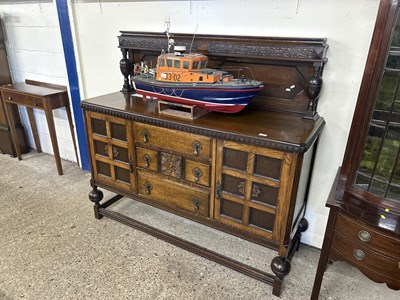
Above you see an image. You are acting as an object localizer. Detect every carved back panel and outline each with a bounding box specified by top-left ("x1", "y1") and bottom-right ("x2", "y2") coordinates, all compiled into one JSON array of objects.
[{"x1": 118, "y1": 31, "x2": 328, "y2": 119}]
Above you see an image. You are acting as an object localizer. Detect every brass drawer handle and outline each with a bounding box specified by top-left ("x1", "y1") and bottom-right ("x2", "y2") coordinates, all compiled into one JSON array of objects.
[
  {"x1": 192, "y1": 197, "x2": 201, "y2": 211},
  {"x1": 192, "y1": 167, "x2": 202, "y2": 183},
  {"x1": 358, "y1": 230, "x2": 371, "y2": 242},
  {"x1": 142, "y1": 129, "x2": 150, "y2": 143},
  {"x1": 353, "y1": 249, "x2": 366, "y2": 261},
  {"x1": 143, "y1": 154, "x2": 151, "y2": 168},
  {"x1": 144, "y1": 181, "x2": 152, "y2": 195},
  {"x1": 192, "y1": 140, "x2": 202, "y2": 156}
]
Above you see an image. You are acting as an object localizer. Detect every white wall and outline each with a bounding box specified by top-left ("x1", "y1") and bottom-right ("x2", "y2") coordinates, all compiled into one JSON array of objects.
[
  {"x1": 0, "y1": 2, "x2": 78, "y2": 162},
  {"x1": 0, "y1": 0, "x2": 380, "y2": 248}
]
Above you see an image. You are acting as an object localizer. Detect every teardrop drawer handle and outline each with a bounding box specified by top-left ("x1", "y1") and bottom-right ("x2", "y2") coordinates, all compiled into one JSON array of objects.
[
  {"x1": 192, "y1": 197, "x2": 201, "y2": 211},
  {"x1": 353, "y1": 249, "x2": 366, "y2": 261},
  {"x1": 143, "y1": 154, "x2": 151, "y2": 168},
  {"x1": 358, "y1": 230, "x2": 371, "y2": 242},
  {"x1": 144, "y1": 181, "x2": 153, "y2": 194},
  {"x1": 142, "y1": 129, "x2": 150, "y2": 143},
  {"x1": 192, "y1": 167, "x2": 202, "y2": 183},
  {"x1": 192, "y1": 140, "x2": 202, "y2": 156}
]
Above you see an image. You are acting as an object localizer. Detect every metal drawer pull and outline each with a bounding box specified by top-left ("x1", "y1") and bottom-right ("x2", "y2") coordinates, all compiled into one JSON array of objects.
[
  {"x1": 33, "y1": 101, "x2": 38, "y2": 106},
  {"x1": 192, "y1": 140, "x2": 202, "y2": 156},
  {"x1": 192, "y1": 197, "x2": 201, "y2": 211},
  {"x1": 358, "y1": 230, "x2": 371, "y2": 242},
  {"x1": 353, "y1": 249, "x2": 366, "y2": 261},
  {"x1": 143, "y1": 154, "x2": 151, "y2": 168},
  {"x1": 142, "y1": 129, "x2": 150, "y2": 143},
  {"x1": 8, "y1": 96, "x2": 12, "y2": 100},
  {"x1": 192, "y1": 167, "x2": 202, "y2": 183},
  {"x1": 144, "y1": 182, "x2": 152, "y2": 194}
]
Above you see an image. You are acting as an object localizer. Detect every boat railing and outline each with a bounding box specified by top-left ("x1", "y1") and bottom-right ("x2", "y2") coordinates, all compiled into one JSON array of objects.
[{"x1": 218, "y1": 66, "x2": 257, "y2": 82}]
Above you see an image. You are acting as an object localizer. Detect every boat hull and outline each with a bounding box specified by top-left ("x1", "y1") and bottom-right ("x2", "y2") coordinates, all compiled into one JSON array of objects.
[{"x1": 132, "y1": 78, "x2": 263, "y2": 113}]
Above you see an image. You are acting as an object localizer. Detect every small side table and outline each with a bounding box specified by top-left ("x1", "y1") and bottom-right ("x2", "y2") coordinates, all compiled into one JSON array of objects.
[{"x1": 0, "y1": 80, "x2": 79, "y2": 175}]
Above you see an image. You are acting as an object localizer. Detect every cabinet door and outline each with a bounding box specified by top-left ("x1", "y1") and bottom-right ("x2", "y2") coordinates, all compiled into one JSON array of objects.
[
  {"x1": 215, "y1": 140, "x2": 298, "y2": 241},
  {"x1": 86, "y1": 111, "x2": 135, "y2": 191}
]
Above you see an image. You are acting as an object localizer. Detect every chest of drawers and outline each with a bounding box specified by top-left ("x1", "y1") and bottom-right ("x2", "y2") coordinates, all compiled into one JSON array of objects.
[{"x1": 81, "y1": 92, "x2": 325, "y2": 296}]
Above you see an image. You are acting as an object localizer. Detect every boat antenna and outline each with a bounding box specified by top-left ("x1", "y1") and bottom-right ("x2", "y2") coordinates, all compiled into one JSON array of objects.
[{"x1": 189, "y1": 24, "x2": 198, "y2": 53}]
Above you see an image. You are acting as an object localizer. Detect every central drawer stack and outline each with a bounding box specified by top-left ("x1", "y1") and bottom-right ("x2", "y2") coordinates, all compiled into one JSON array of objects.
[{"x1": 134, "y1": 123, "x2": 214, "y2": 218}]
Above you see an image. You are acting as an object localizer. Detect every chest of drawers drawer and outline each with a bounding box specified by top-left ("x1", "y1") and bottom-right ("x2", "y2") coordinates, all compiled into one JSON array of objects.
[
  {"x1": 331, "y1": 231, "x2": 400, "y2": 280},
  {"x1": 137, "y1": 170, "x2": 209, "y2": 217},
  {"x1": 335, "y1": 213, "x2": 400, "y2": 257},
  {"x1": 1, "y1": 91, "x2": 44, "y2": 109},
  {"x1": 134, "y1": 123, "x2": 212, "y2": 159}
]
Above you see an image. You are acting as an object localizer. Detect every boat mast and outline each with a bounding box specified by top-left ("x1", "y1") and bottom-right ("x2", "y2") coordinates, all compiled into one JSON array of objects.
[{"x1": 164, "y1": 17, "x2": 174, "y2": 53}]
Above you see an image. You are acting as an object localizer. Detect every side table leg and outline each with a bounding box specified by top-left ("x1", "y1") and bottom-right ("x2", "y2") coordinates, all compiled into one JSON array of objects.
[
  {"x1": 44, "y1": 108, "x2": 63, "y2": 175},
  {"x1": 26, "y1": 107, "x2": 42, "y2": 153},
  {"x1": 3, "y1": 102, "x2": 22, "y2": 160},
  {"x1": 311, "y1": 210, "x2": 337, "y2": 300},
  {"x1": 65, "y1": 104, "x2": 80, "y2": 167}
]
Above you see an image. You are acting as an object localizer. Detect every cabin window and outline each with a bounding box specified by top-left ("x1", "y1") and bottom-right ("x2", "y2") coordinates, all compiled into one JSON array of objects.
[
  {"x1": 193, "y1": 61, "x2": 199, "y2": 69},
  {"x1": 167, "y1": 59, "x2": 173, "y2": 68},
  {"x1": 199, "y1": 76, "x2": 203, "y2": 81},
  {"x1": 183, "y1": 61, "x2": 190, "y2": 69},
  {"x1": 200, "y1": 60, "x2": 207, "y2": 69},
  {"x1": 158, "y1": 58, "x2": 165, "y2": 67},
  {"x1": 174, "y1": 60, "x2": 180, "y2": 68}
]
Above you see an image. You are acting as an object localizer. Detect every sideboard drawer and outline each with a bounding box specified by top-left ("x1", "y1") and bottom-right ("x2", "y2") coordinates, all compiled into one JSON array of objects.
[
  {"x1": 137, "y1": 170, "x2": 209, "y2": 217},
  {"x1": 136, "y1": 147, "x2": 158, "y2": 172},
  {"x1": 184, "y1": 159, "x2": 210, "y2": 187},
  {"x1": 332, "y1": 231, "x2": 400, "y2": 280},
  {"x1": 1, "y1": 91, "x2": 44, "y2": 109},
  {"x1": 335, "y1": 212, "x2": 400, "y2": 257},
  {"x1": 134, "y1": 123, "x2": 212, "y2": 159}
]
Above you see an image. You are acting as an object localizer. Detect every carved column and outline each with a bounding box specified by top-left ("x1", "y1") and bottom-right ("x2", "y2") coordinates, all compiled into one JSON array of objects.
[
  {"x1": 120, "y1": 48, "x2": 133, "y2": 93},
  {"x1": 305, "y1": 65, "x2": 323, "y2": 120}
]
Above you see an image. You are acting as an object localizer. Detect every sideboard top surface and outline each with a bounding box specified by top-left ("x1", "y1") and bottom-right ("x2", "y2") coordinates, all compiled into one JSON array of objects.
[{"x1": 81, "y1": 91, "x2": 325, "y2": 153}]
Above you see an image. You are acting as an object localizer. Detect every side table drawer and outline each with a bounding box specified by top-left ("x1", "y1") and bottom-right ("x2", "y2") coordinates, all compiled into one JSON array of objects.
[
  {"x1": 332, "y1": 231, "x2": 400, "y2": 280},
  {"x1": 335, "y1": 212, "x2": 400, "y2": 257},
  {"x1": 1, "y1": 91, "x2": 44, "y2": 109}
]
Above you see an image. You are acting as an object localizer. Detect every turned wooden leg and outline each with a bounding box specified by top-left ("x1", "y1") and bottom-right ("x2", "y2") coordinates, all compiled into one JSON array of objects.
[
  {"x1": 88, "y1": 186, "x2": 104, "y2": 219},
  {"x1": 296, "y1": 217, "x2": 309, "y2": 251},
  {"x1": 271, "y1": 256, "x2": 291, "y2": 296}
]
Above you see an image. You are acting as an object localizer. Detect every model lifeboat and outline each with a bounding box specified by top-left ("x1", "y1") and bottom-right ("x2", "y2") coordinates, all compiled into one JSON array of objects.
[{"x1": 131, "y1": 37, "x2": 263, "y2": 113}]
